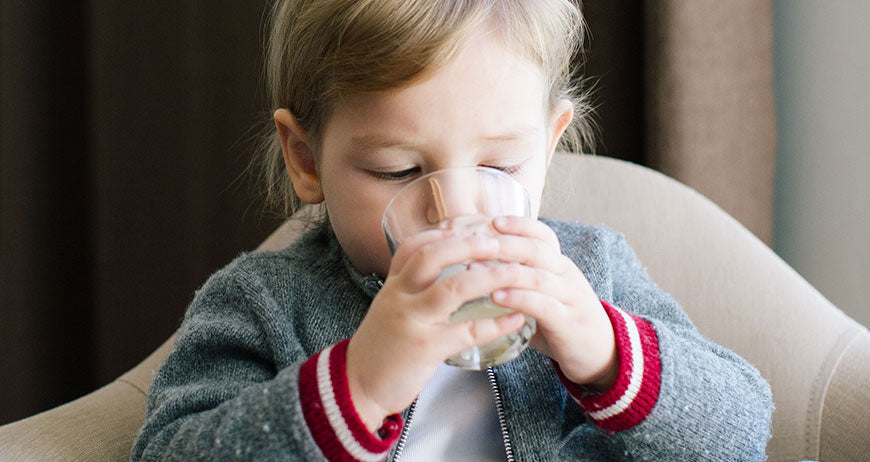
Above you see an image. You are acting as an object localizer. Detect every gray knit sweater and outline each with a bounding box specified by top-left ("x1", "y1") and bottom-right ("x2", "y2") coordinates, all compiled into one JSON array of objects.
[{"x1": 131, "y1": 219, "x2": 772, "y2": 461}]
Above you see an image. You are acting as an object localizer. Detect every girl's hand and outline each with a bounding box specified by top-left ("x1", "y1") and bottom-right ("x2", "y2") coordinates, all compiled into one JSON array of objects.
[
  {"x1": 488, "y1": 216, "x2": 618, "y2": 391},
  {"x1": 345, "y1": 229, "x2": 526, "y2": 432}
]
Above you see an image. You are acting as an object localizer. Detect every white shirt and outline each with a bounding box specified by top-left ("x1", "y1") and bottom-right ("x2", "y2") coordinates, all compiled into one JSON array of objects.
[{"x1": 401, "y1": 363, "x2": 506, "y2": 461}]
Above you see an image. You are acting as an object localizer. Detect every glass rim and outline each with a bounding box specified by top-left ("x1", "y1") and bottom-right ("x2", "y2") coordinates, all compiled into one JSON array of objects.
[{"x1": 381, "y1": 166, "x2": 531, "y2": 244}]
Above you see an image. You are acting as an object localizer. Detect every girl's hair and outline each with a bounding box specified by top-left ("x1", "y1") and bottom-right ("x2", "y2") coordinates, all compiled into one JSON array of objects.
[{"x1": 256, "y1": 0, "x2": 594, "y2": 217}]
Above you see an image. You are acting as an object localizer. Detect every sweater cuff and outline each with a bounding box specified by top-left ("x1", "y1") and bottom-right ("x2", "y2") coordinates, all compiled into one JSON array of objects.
[
  {"x1": 299, "y1": 339, "x2": 402, "y2": 461},
  {"x1": 553, "y1": 300, "x2": 661, "y2": 433}
]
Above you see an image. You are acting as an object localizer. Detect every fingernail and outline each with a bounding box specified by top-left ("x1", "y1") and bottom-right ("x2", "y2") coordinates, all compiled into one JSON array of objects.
[{"x1": 493, "y1": 216, "x2": 508, "y2": 227}]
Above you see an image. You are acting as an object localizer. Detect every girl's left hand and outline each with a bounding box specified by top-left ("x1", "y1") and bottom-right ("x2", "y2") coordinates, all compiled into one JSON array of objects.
[{"x1": 489, "y1": 215, "x2": 618, "y2": 391}]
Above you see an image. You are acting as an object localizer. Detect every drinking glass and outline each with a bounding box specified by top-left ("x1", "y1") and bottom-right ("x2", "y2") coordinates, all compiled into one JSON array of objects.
[{"x1": 382, "y1": 166, "x2": 536, "y2": 369}]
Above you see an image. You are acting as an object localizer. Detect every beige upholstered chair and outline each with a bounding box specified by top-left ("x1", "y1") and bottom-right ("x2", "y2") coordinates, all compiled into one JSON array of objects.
[{"x1": 1, "y1": 153, "x2": 867, "y2": 461}]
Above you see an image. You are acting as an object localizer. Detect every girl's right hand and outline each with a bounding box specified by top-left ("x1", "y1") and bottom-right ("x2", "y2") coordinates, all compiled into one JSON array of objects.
[{"x1": 345, "y1": 229, "x2": 525, "y2": 433}]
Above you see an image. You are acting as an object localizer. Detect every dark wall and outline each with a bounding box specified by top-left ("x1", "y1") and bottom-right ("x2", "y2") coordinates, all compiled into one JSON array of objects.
[{"x1": 581, "y1": 0, "x2": 646, "y2": 163}]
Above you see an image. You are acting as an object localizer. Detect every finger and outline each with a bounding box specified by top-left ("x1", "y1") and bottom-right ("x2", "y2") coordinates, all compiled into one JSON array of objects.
[
  {"x1": 493, "y1": 264, "x2": 580, "y2": 304},
  {"x1": 388, "y1": 228, "x2": 456, "y2": 276},
  {"x1": 491, "y1": 288, "x2": 573, "y2": 322},
  {"x1": 439, "y1": 311, "x2": 526, "y2": 357},
  {"x1": 419, "y1": 261, "x2": 522, "y2": 319},
  {"x1": 395, "y1": 234, "x2": 503, "y2": 292},
  {"x1": 492, "y1": 215, "x2": 561, "y2": 249},
  {"x1": 490, "y1": 234, "x2": 575, "y2": 276}
]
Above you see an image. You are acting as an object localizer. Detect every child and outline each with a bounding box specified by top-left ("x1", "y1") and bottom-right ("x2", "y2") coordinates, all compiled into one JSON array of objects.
[{"x1": 133, "y1": 0, "x2": 772, "y2": 460}]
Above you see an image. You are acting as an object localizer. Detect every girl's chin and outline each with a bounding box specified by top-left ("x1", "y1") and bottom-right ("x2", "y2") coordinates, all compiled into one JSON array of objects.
[{"x1": 347, "y1": 254, "x2": 390, "y2": 280}]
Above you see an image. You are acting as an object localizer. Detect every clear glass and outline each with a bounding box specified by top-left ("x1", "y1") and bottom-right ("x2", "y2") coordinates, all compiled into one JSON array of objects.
[{"x1": 382, "y1": 167, "x2": 536, "y2": 370}]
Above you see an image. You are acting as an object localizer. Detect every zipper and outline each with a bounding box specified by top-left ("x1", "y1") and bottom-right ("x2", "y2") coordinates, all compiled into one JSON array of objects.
[
  {"x1": 488, "y1": 367, "x2": 515, "y2": 462},
  {"x1": 389, "y1": 397, "x2": 417, "y2": 462},
  {"x1": 389, "y1": 370, "x2": 513, "y2": 461},
  {"x1": 380, "y1": 274, "x2": 514, "y2": 461}
]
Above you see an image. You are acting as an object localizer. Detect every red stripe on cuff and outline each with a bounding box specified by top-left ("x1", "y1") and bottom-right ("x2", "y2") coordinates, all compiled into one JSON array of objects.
[
  {"x1": 299, "y1": 339, "x2": 402, "y2": 461},
  {"x1": 553, "y1": 300, "x2": 661, "y2": 433}
]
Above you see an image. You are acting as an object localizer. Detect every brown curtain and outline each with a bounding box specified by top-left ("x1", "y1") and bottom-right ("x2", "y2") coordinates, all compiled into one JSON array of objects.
[
  {"x1": 0, "y1": 1, "x2": 282, "y2": 424},
  {"x1": 644, "y1": 1, "x2": 777, "y2": 244},
  {"x1": 584, "y1": 1, "x2": 776, "y2": 244},
  {"x1": 0, "y1": 1, "x2": 775, "y2": 425}
]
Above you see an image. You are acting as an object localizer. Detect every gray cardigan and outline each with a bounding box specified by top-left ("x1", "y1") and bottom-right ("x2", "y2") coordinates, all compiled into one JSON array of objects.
[{"x1": 132, "y1": 219, "x2": 772, "y2": 461}]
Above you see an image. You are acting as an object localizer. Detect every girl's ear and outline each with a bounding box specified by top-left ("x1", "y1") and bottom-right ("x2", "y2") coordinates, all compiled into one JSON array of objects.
[
  {"x1": 546, "y1": 99, "x2": 574, "y2": 167},
  {"x1": 273, "y1": 109, "x2": 325, "y2": 204}
]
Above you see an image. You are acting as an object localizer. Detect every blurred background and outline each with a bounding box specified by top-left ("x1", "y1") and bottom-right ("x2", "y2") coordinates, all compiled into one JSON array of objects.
[{"x1": 1, "y1": 0, "x2": 867, "y2": 426}]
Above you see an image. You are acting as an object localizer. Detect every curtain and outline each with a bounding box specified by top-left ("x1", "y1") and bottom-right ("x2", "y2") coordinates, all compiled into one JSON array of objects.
[
  {"x1": 0, "y1": 1, "x2": 775, "y2": 425},
  {"x1": 644, "y1": 1, "x2": 776, "y2": 244},
  {"x1": 0, "y1": 1, "x2": 282, "y2": 424},
  {"x1": 584, "y1": 0, "x2": 776, "y2": 244}
]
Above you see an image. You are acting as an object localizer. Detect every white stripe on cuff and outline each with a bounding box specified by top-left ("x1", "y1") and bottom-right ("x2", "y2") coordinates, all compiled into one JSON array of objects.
[
  {"x1": 587, "y1": 308, "x2": 644, "y2": 421},
  {"x1": 316, "y1": 345, "x2": 388, "y2": 462}
]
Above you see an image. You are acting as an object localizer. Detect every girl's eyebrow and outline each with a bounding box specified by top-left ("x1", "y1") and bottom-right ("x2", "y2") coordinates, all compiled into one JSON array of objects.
[
  {"x1": 480, "y1": 126, "x2": 540, "y2": 142},
  {"x1": 350, "y1": 125, "x2": 539, "y2": 151},
  {"x1": 350, "y1": 133, "x2": 421, "y2": 151}
]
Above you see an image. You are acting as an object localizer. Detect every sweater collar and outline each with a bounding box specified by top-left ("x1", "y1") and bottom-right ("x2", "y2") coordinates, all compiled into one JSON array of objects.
[
  {"x1": 342, "y1": 253, "x2": 384, "y2": 299},
  {"x1": 328, "y1": 227, "x2": 384, "y2": 299}
]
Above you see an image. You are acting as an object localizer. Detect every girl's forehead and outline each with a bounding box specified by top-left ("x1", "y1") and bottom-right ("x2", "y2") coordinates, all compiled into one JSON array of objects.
[{"x1": 330, "y1": 33, "x2": 549, "y2": 124}]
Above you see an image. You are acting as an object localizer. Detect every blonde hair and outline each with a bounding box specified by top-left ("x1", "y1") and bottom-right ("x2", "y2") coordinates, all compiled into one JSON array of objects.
[{"x1": 257, "y1": 0, "x2": 594, "y2": 216}]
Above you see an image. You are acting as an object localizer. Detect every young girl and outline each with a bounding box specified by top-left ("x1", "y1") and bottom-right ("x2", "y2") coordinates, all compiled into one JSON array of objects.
[{"x1": 133, "y1": 0, "x2": 772, "y2": 460}]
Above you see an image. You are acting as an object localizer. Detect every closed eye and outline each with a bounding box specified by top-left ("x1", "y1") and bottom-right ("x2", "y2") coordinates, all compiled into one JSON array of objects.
[
  {"x1": 368, "y1": 167, "x2": 421, "y2": 181},
  {"x1": 481, "y1": 164, "x2": 522, "y2": 175}
]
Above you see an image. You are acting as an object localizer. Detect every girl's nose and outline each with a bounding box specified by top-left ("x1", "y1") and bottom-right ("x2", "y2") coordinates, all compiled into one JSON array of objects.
[{"x1": 422, "y1": 169, "x2": 484, "y2": 224}]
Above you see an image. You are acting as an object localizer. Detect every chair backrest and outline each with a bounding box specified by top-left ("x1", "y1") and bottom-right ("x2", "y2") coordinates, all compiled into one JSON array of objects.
[
  {"x1": 540, "y1": 153, "x2": 869, "y2": 461},
  {"x1": 2, "y1": 152, "x2": 866, "y2": 461}
]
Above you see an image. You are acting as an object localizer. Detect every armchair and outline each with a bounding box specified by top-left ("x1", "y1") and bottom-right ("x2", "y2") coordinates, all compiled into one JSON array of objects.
[{"x1": 1, "y1": 153, "x2": 867, "y2": 461}]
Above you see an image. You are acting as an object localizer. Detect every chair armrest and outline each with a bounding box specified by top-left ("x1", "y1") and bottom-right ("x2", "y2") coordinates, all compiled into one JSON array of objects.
[
  {"x1": 820, "y1": 329, "x2": 870, "y2": 461},
  {"x1": 0, "y1": 333, "x2": 178, "y2": 461},
  {"x1": 0, "y1": 380, "x2": 147, "y2": 461}
]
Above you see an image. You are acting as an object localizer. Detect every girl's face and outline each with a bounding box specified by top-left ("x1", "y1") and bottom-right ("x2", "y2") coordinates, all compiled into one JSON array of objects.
[{"x1": 279, "y1": 31, "x2": 573, "y2": 277}]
